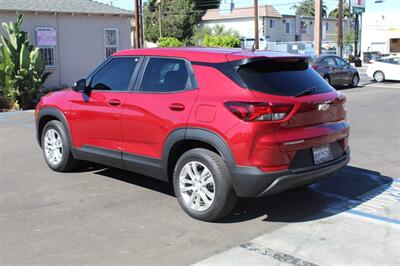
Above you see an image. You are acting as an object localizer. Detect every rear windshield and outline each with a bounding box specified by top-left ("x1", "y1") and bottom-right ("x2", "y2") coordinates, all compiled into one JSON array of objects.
[{"x1": 237, "y1": 58, "x2": 334, "y2": 96}]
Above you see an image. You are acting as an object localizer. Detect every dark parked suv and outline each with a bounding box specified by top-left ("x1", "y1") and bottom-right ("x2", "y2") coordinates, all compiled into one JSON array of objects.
[{"x1": 35, "y1": 48, "x2": 350, "y2": 221}]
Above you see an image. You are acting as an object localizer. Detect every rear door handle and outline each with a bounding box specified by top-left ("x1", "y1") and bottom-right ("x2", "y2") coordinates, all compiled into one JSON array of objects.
[
  {"x1": 108, "y1": 99, "x2": 121, "y2": 106},
  {"x1": 169, "y1": 103, "x2": 185, "y2": 111}
]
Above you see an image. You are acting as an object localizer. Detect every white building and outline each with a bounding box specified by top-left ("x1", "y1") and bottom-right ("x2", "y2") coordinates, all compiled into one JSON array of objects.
[
  {"x1": 201, "y1": 5, "x2": 284, "y2": 48},
  {"x1": 361, "y1": 11, "x2": 400, "y2": 55},
  {"x1": 0, "y1": 0, "x2": 133, "y2": 88},
  {"x1": 201, "y1": 5, "x2": 350, "y2": 51}
]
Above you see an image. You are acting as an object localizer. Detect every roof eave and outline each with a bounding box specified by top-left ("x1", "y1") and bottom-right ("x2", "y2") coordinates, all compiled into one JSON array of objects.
[{"x1": 0, "y1": 9, "x2": 132, "y2": 17}]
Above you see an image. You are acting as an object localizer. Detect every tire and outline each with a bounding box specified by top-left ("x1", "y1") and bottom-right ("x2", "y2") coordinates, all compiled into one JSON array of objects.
[
  {"x1": 373, "y1": 71, "x2": 385, "y2": 82},
  {"x1": 41, "y1": 120, "x2": 79, "y2": 172},
  {"x1": 173, "y1": 148, "x2": 237, "y2": 222},
  {"x1": 349, "y1": 74, "x2": 359, "y2": 88}
]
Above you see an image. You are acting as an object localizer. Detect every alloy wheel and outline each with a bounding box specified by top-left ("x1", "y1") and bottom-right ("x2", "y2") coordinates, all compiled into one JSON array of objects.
[
  {"x1": 44, "y1": 128, "x2": 63, "y2": 165},
  {"x1": 374, "y1": 71, "x2": 384, "y2": 82},
  {"x1": 179, "y1": 161, "x2": 215, "y2": 212}
]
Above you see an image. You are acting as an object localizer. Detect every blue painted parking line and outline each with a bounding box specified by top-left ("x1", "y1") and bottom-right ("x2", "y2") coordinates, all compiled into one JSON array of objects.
[
  {"x1": 346, "y1": 209, "x2": 400, "y2": 225},
  {"x1": 312, "y1": 177, "x2": 400, "y2": 227},
  {"x1": 0, "y1": 111, "x2": 34, "y2": 128},
  {"x1": 0, "y1": 120, "x2": 33, "y2": 128},
  {"x1": 0, "y1": 111, "x2": 25, "y2": 117}
]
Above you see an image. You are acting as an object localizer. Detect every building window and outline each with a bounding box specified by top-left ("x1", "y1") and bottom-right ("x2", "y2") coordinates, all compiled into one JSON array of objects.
[
  {"x1": 285, "y1": 22, "x2": 291, "y2": 34},
  {"x1": 40, "y1": 47, "x2": 55, "y2": 68},
  {"x1": 36, "y1": 27, "x2": 57, "y2": 68},
  {"x1": 269, "y1": 19, "x2": 276, "y2": 29},
  {"x1": 325, "y1": 22, "x2": 330, "y2": 32},
  {"x1": 104, "y1": 28, "x2": 119, "y2": 58},
  {"x1": 301, "y1": 21, "x2": 308, "y2": 33}
]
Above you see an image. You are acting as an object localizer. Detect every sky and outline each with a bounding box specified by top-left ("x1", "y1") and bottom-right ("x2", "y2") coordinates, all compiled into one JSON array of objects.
[{"x1": 97, "y1": 0, "x2": 399, "y2": 15}]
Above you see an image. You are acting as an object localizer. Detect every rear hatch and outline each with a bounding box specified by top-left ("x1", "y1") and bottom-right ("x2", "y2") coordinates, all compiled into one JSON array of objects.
[
  {"x1": 227, "y1": 55, "x2": 346, "y2": 128},
  {"x1": 227, "y1": 55, "x2": 348, "y2": 156}
]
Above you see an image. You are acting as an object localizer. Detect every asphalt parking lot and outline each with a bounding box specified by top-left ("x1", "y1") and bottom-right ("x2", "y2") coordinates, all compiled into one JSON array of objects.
[{"x1": 1, "y1": 76, "x2": 399, "y2": 265}]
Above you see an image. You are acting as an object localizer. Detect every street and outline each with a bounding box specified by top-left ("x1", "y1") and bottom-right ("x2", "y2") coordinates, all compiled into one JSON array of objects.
[{"x1": 1, "y1": 76, "x2": 399, "y2": 265}]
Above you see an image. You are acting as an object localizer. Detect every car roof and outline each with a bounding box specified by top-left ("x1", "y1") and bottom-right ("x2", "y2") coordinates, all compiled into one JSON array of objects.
[
  {"x1": 113, "y1": 47, "x2": 306, "y2": 63},
  {"x1": 380, "y1": 55, "x2": 399, "y2": 59},
  {"x1": 317, "y1": 54, "x2": 338, "y2": 59}
]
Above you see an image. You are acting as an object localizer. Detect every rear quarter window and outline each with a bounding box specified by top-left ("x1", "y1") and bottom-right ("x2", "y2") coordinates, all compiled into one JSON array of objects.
[{"x1": 237, "y1": 58, "x2": 334, "y2": 96}]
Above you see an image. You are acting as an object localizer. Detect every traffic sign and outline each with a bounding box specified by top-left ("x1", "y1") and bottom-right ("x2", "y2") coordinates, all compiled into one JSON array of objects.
[{"x1": 352, "y1": 0, "x2": 366, "y2": 13}]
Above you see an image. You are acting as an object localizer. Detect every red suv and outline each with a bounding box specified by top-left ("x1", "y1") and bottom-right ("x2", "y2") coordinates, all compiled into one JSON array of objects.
[{"x1": 35, "y1": 48, "x2": 350, "y2": 221}]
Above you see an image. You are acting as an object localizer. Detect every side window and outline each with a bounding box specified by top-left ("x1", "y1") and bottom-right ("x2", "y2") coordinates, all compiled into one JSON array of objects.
[
  {"x1": 335, "y1": 57, "x2": 347, "y2": 66},
  {"x1": 322, "y1": 57, "x2": 336, "y2": 66},
  {"x1": 386, "y1": 57, "x2": 400, "y2": 65},
  {"x1": 90, "y1": 57, "x2": 138, "y2": 91},
  {"x1": 139, "y1": 57, "x2": 195, "y2": 93}
]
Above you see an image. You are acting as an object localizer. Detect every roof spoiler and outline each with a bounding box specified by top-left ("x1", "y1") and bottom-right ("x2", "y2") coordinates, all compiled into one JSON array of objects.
[{"x1": 227, "y1": 56, "x2": 309, "y2": 71}]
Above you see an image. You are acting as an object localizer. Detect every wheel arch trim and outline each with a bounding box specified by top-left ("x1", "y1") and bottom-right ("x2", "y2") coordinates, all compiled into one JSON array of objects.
[
  {"x1": 162, "y1": 127, "x2": 236, "y2": 177},
  {"x1": 36, "y1": 107, "x2": 73, "y2": 152}
]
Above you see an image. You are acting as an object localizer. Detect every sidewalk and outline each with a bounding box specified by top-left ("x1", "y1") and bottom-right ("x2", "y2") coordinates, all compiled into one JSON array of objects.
[{"x1": 193, "y1": 170, "x2": 400, "y2": 266}]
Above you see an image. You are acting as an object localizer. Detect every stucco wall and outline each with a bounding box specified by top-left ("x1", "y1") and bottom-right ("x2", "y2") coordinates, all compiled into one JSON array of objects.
[
  {"x1": 361, "y1": 11, "x2": 400, "y2": 55},
  {"x1": 0, "y1": 12, "x2": 131, "y2": 88},
  {"x1": 202, "y1": 16, "x2": 297, "y2": 43},
  {"x1": 202, "y1": 18, "x2": 260, "y2": 39}
]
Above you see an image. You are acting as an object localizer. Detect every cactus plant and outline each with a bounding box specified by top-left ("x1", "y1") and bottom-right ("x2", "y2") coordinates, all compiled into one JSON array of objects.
[{"x1": 0, "y1": 14, "x2": 50, "y2": 110}]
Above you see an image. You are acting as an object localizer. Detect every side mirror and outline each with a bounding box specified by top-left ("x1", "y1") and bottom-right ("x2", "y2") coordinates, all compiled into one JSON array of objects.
[{"x1": 73, "y1": 79, "x2": 87, "y2": 92}]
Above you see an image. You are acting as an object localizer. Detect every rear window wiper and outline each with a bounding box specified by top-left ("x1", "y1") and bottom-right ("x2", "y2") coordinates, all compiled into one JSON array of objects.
[{"x1": 295, "y1": 87, "x2": 316, "y2": 97}]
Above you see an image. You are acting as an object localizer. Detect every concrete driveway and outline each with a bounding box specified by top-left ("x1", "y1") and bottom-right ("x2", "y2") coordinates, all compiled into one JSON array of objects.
[{"x1": 1, "y1": 81, "x2": 399, "y2": 265}]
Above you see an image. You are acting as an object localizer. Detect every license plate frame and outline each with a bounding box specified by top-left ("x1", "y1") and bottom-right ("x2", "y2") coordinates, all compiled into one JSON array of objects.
[{"x1": 312, "y1": 145, "x2": 333, "y2": 165}]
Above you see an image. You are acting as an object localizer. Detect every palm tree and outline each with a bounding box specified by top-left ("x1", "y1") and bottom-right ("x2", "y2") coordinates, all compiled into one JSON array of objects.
[
  {"x1": 329, "y1": 0, "x2": 352, "y2": 18},
  {"x1": 291, "y1": 0, "x2": 328, "y2": 17}
]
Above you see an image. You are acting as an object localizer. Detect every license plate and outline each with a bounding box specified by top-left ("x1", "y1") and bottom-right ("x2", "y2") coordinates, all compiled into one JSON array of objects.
[{"x1": 313, "y1": 145, "x2": 333, "y2": 165}]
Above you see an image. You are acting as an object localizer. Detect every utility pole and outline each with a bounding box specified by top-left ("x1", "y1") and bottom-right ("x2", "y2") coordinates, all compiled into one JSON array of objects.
[
  {"x1": 354, "y1": 13, "x2": 359, "y2": 57},
  {"x1": 338, "y1": 0, "x2": 343, "y2": 57},
  {"x1": 158, "y1": 0, "x2": 162, "y2": 39},
  {"x1": 314, "y1": 0, "x2": 322, "y2": 55},
  {"x1": 134, "y1": 0, "x2": 141, "y2": 48},
  {"x1": 254, "y1": 0, "x2": 259, "y2": 50}
]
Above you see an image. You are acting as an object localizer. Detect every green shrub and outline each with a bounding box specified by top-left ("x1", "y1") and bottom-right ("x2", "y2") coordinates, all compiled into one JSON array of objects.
[
  {"x1": 0, "y1": 14, "x2": 50, "y2": 110},
  {"x1": 202, "y1": 34, "x2": 241, "y2": 48},
  {"x1": 157, "y1": 37, "x2": 183, "y2": 47},
  {"x1": 192, "y1": 25, "x2": 239, "y2": 46}
]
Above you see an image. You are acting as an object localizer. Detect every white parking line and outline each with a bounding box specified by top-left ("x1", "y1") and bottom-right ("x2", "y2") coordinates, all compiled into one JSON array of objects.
[
  {"x1": 193, "y1": 175, "x2": 400, "y2": 266},
  {"x1": 311, "y1": 176, "x2": 400, "y2": 230}
]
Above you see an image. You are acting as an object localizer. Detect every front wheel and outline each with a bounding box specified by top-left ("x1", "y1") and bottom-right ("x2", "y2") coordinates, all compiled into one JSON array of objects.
[
  {"x1": 173, "y1": 148, "x2": 237, "y2": 222},
  {"x1": 373, "y1": 71, "x2": 385, "y2": 82},
  {"x1": 41, "y1": 120, "x2": 79, "y2": 172}
]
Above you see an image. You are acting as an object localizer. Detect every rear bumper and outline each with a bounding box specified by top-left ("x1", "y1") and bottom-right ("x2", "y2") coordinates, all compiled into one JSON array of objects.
[{"x1": 230, "y1": 149, "x2": 350, "y2": 197}]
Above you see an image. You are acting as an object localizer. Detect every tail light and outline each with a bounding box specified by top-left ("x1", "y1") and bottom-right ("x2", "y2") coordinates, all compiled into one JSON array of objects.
[
  {"x1": 312, "y1": 65, "x2": 318, "y2": 70},
  {"x1": 224, "y1": 102, "x2": 294, "y2": 122}
]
